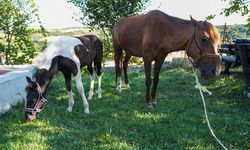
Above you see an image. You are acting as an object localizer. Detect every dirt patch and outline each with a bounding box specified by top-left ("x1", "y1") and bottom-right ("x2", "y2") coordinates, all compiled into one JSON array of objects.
[{"x1": 0, "y1": 70, "x2": 12, "y2": 75}]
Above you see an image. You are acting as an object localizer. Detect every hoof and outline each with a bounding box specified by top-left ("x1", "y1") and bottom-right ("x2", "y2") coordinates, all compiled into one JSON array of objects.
[
  {"x1": 67, "y1": 107, "x2": 72, "y2": 112},
  {"x1": 88, "y1": 93, "x2": 93, "y2": 100},
  {"x1": 147, "y1": 104, "x2": 154, "y2": 112},
  {"x1": 98, "y1": 95, "x2": 102, "y2": 99},
  {"x1": 116, "y1": 85, "x2": 122, "y2": 93},
  {"x1": 247, "y1": 92, "x2": 250, "y2": 99},
  {"x1": 84, "y1": 107, "x2": 89, "y2": 114},
  {"x1": 152, "y1": 100, "x2": 157, "y2": 105},
  {"x1": 125, "y1": 84, "x2": 130, "y2": 89},
  {"x1": 116, "y1": 88, "x2": 122, "y2": 94},
  {"x1": 243, "y1": 91, "x2": 250, "y2": 98},
  {"x1": 116, "y1": 89, "x2": 122, "y2": 93}
]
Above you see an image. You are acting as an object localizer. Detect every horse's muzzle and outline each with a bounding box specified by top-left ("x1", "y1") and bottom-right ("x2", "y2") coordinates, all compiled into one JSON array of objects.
[
  {"x1": 200, "y1": 64, "x2": 220, "y2": 80},
  {"x1": 25, "y1": 113, "x2": 37, "y2": 121}
]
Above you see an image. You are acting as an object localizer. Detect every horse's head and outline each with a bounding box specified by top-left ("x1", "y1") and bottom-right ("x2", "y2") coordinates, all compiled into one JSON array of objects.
[
  {"x1": 25, "y1": 69, "x2": 52, "y2": 121},
  {"x1": 186, "y1": 16, "x2": 221, "y2": 80}
]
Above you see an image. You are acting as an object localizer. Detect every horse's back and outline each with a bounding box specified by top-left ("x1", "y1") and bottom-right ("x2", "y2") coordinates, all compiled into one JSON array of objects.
[
  {"x1": 34, "y1": 36, "x2": 82, "y2": 70},
  {"x1": 75, "y1": 35, "x2": 103, "y2": 67},
  {"x1": 76, "y1": 35, "x2": 103, "y2": 53},
  {"x1": 113, "y1": 10, "x2": 178, "y2": 57}
]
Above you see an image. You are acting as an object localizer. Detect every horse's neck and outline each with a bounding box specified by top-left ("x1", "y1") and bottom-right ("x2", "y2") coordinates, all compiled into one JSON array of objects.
[
  {"x1": 36, "y1": 77, "x2": 52, "y2": 96},
  {"x1": 35, "y1": 60, "x2": 58, "y2": 95},
  {"x1": 168, "y1": 21, "x2": 194, "y2": 52}
]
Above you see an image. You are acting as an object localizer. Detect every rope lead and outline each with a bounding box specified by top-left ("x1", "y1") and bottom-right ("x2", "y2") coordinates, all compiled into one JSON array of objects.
[{"x1": 192, "y1": 67, "x2": 228, "y2": 150}]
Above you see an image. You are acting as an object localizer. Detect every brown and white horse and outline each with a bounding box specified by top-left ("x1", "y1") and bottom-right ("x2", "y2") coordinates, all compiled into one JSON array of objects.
[
  {"x1": 25, "y1": 35, "x2": 103, "y2": 121},
  {"x1": 112, "y1": 10, "x2": 221, "y2": 109}
]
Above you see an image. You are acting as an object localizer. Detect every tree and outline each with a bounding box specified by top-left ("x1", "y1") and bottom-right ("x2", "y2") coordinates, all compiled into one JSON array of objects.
[
  {"x1": 68, "y1": 0, "x2": 150, "y2": 61},
  {"x1": 0, "y1": 0, "x2": 46, "y2": 65},
  {"x1": 221, "y1": 0, "x2": 250, "y2": 31}
]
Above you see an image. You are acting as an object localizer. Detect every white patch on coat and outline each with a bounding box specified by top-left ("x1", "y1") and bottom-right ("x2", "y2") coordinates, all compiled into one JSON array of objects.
[
  {"x1": 67, "y1": 90, "x2": 74, "y2": 112},
  {"x1": 33, "y1": 36, "x2": 82, "y2": 70},
  {"x1": 116, "y1": 76, "x2": 122, "y2": 93},
  {"x1": 75, "y1": 67, "x2": 89, "y2": 113},
  {"x1": 88, "y1": 72, "x2": 95, "y2": 100},
  {"x1": 97, "y1": 75, "x2": 102, "y2": 98}
]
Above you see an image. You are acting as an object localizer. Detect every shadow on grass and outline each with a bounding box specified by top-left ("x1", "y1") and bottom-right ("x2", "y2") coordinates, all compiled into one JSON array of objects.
[{"x1": 0, "y1": 67, "x2": 250, "y2": 149}]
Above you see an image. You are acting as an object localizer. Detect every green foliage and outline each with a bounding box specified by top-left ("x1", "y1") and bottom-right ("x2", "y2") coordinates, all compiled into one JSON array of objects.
[
  {"x1": 0, "y1": 0, "x2": 46, "y2": 65},
  {"x1": 68, "y1": 0, "x2": 150, "y2": 63},
  {"x1": 217, "y1": 24, "x2": 250, "y2": 42},
  {"x1": 68, "y1": 0, "x2": 150, "y2": 31},
  {"x1": 206, "y1": 14, "x2": 216, "y2": 20},
  {"x1": 221, "y1": 0, "x2": 250, "y2": 30},
  {"x1": 1, "y1": 67, "x2": 250, "y2": 149}
]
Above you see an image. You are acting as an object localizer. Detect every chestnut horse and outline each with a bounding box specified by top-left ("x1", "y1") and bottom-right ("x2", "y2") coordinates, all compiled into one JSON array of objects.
[{"x1": 112, "y1": 10, "x2": 221, "y2": 109}]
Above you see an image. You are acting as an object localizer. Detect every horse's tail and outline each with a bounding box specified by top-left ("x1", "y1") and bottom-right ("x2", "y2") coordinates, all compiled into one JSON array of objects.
[
  {"x1": 112, "y1": 23, "x2": 123, "y2": 59},
  {"x1": 93, "y1": 36, "x2": 103, "y2": 76}
]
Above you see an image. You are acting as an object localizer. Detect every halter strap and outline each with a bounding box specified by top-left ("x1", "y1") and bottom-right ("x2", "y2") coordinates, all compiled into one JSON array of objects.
[
  {"x1": 185, "y1": 23, "x2": 220, "y2": 67},
  {"x1": 25, "y1": 82, "x2": 47, "y2": 114}
]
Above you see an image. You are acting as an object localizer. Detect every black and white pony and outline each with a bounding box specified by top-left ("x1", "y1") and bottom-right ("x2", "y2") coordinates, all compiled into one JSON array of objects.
[{"x1": 25, "y1": 35, "x2": 103, "y2": 121}]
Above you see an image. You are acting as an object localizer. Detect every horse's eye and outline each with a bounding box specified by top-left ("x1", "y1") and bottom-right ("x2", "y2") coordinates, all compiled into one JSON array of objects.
[{"x1": 201, "y1": 37, "x2": 208, "y2": 43}]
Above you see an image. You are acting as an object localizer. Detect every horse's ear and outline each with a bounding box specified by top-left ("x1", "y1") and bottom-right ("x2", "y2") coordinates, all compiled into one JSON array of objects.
[
  {"x1": 190, "y1": 15, "x2": 199, "y2": 27},
  {"x1": 26, "y1": 76, "x2": 32, "y2": 84}
]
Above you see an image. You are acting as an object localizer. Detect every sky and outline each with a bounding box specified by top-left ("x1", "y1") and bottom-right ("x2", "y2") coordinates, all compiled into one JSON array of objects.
[{"x1": 34, "y1": 0, "x2": 248, "y2": 29}]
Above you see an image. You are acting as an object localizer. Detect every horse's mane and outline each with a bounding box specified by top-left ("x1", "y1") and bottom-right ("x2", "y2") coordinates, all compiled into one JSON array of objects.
[{"x1": 205, "y1": 21, "x2": 221, "y2": 45}]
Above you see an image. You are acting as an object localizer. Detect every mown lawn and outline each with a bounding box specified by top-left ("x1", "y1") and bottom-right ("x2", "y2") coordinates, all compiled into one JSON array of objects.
[{"x1": 0, "y1": 66, "x2": 250, "y2": 150}]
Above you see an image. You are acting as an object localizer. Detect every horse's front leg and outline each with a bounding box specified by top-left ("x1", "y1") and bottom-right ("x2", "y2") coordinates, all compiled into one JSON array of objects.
[
  {"x1": 123, "y1": 54, "x2": 131, "y2": 89},
  {"x1": 151, "y1": 57, "x2": 165, "y2": 105},
  {"x1": 143, "y1": 58, "x2": 153, "y2": 109},
  {"x1": 63, "y1": 73, "x2": 74, "y2": 112},
  {"x1": 75, "y1": 69, "x2": 89, "y2": 113}
]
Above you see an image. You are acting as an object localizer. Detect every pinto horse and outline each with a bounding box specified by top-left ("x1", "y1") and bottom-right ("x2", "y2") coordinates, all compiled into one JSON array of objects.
[
  {"x1": 25, "y1": 35, "x2": 103, "y2": 121},
  {"x1": 112, "y1": 10, "x2": 221, "y2": 109}
]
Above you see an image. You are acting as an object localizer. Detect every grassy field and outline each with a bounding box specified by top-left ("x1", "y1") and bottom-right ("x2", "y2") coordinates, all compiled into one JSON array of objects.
[{"x1": 0, "y1": 66, "x2": 250, "y2": 150}]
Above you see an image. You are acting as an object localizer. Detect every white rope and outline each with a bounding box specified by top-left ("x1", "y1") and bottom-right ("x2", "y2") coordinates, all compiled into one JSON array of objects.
[{"x1": 192, "y1": 67, "x2": 228, "y2": 150}]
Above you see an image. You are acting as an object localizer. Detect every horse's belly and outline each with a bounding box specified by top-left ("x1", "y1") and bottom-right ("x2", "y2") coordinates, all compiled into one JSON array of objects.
[{"x1": 124, "y1": 50, "x2": 142, "y2": 57}]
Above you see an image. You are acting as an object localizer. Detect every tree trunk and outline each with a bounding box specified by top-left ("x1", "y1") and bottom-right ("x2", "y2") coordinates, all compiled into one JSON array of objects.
[
  {"x1": 0, "y1": 52, "x2": 2, "y2": 64},
  {"x1": 5, "y1": 30, "x2": 12, "y2": 65}
]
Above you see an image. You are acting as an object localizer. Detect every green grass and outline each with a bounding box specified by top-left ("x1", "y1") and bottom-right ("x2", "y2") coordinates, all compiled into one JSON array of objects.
[{"x1": 0, "y1": 66, "x2": 250, "y2": 150}]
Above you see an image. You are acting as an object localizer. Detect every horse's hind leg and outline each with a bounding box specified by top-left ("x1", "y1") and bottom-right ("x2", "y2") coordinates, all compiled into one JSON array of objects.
[
  {"x1": 123, "y1": 54, "x2": 131, "y2": 89},
  {"x1": 114, "y1": 47, "x2": 123, "y2": 93},
  {"x1": 95, "y1": 60, "x2": 102, "y2": 99},
  {"x1": 75, "y1": 68, "x2": 89, "y2": 113},
  {"x1": 151, "y1": 57, "x2": 165, "y2": 105},
  {"x1": 63, "y1": 72, "x2": 74, "y2": 112},
  {"x1": 87, "y1": 64, "x2": 95, "y2": 100}
]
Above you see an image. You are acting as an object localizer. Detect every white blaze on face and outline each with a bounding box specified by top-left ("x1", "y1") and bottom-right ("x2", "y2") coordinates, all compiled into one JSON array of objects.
[{"x1": 214, "y1": 43, "x2": 219, "y2": 55}]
